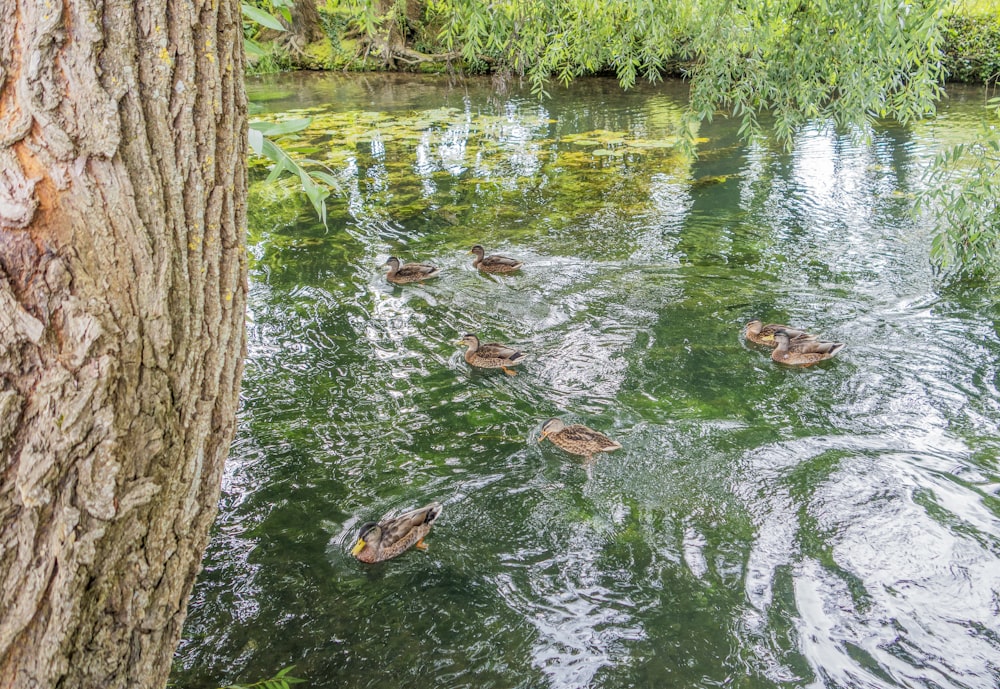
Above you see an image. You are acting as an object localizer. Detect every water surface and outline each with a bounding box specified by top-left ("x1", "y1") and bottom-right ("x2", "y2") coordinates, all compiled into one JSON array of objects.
[{"x1": 174, "y1": 73, "x2": 1000, "y2": 689}]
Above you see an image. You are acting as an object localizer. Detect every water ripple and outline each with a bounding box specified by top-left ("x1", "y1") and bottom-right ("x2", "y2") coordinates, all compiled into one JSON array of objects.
[
  {"x1": 495, "y1": 524, "x2": 646, "y2": 688},
  {"x1": 176, "y1": 77, "x2": 1000, "y2": 689}
]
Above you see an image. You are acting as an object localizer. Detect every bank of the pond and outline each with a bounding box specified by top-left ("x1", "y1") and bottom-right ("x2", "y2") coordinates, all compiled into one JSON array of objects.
[{"x1": 249, "y1": 10, "x2": 1000, "y2": 85}]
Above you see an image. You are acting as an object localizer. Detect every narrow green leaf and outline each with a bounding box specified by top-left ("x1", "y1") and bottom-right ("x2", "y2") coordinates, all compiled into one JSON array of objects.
[
  {"x1": 241, "y1": 3, "x2": 287, "y2": 31},
  {"x1": 310, "y1": 171, "x2": 342, "y2": 190},
  {"x1": 244, "y1": 38, "x2": 268, "y2": 58},
  {"x1": 248, "y1": 128, "x2": 264, "y2": 156},
  {"x1": 249, "y1": 118, "x2": 312, "y2": 137},
  {"x1": 265, "y1": 157, "x2": 288, "y2": 183}
]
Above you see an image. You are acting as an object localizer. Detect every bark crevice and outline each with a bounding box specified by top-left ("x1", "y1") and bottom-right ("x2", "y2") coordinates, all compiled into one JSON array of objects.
[{"x1": 0, "y1": 0, "x2": 246, "y2": 683}]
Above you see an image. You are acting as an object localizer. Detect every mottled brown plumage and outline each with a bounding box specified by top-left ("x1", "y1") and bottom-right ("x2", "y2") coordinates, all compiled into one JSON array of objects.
[
  {"x1": 351, "y1": 502, "x2": 443, "y2": 563},
  {"x1": 771, "y1": 330, "x2": 845, "y2": 367},
  {"x1": 745, "y1": 320, "x2": 818, "y2": 348},
  {"x1": 470, "y1": 245, "x2": 523, "y2": 274},
  {"x1": 538, "y1": 418, "x2": 622, "y2": 459},
  {"x1": 384, "y1": 256, "x2": 441, "y2": 284},
  {"x1": 458, "y1": 333, "x2": 526, "y2": 375}
]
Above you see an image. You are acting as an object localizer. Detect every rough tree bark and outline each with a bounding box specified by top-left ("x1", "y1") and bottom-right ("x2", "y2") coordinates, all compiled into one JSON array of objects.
[
  {"x1": 259, "y1": 0, "x2": 324, "y2": 55},
  {"x1": 285, "y1": 0, "x2": 325, "y2": 54},
  {"x1": 0, "y1": 0, "x2": 247, "y2": 685},
  {"x1": 369, "y1": 0, "x2": 425, "y2": 67},
  {"x1": 355, "y1": 0, "x2": 464, "y2": 68}
]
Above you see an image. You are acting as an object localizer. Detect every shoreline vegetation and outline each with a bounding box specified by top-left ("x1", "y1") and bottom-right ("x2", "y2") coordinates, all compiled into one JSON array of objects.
[
  {"x1": 245, "y1": 0, "x2": 1000, "y2": 282},
  {"x1": 248, "y1": 3, "x2": 1000, "y2": 85}
]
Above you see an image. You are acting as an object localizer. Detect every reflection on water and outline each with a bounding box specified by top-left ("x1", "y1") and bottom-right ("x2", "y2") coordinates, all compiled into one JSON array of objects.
[{"x1": 174, "y1": 74, "x2": 1000, "y2": 689}]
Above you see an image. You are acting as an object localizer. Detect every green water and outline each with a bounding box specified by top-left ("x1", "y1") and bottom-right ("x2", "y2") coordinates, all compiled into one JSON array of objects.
[{"x1": 173, "y1": 74, "x2": 1000, "y2": 689}]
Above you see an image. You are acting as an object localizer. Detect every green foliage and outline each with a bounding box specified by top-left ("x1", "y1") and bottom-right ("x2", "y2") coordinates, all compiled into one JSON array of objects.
[
  {"x1": 918, "y1": 97, "x2": 1000, "y2": 281},
  {"x1": 242, "y1": 0, "x2": 294, "y2": 72},
  {"x1": 258, "y1": 0, "x2": 1000, "y2": 283},
  {"x1": 246, "y1": 47, "x2": 296, "y2": 74},
  {"x1": 249, "y1": 118, "x2": 340, "y2": 226},
  {"x1": 242, "y1": 97, "x2": 697, "y2": 265},
  {"x1": 308, "y1": 6, "x2": 387, "y2": 71},
  {"x1": 427, "y1": 0, "x2": 946, "y2": 146},
  {"x1": 318, "y1": 3, "x2": 351, "y2": 50},
  {"x1": 940, "y1": 12, "x2": 1000, "y2": 84},
  {"x1": 945, "y1": 0, "x2": 999, "y2": 16},
  {"x1": 242, "y1": 2, "x2": 289, "y2": 32},
  {"x1": 221, "y1": 665, "x2": 306, "y2": 689},
  {"x1": 316, "y1": 0, "x2": 997, "y2": 89}
]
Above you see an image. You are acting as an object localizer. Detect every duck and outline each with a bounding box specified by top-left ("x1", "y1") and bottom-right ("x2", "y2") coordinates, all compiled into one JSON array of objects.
[
  {"x1": 457, "y1": 333, "x2": 526, "y2": 375},
  {"x1": 745, "y1": 320, "x2": 818, "y2": 348},
  {"x1": 384, "y1": 256, "x2": 440, "y2": 284},
  {"x1": 771, "y1": 330, "x2": 845, "y2": 367},
  {"x1": 469, "y1": 245, "x2": 522, "y2": 274},
  {"x1": 350, "y1": 502, "x2": 443, "y2": 563},
  {"x1": 538, "y1": 418, "x2": 622, "y2": 459}
]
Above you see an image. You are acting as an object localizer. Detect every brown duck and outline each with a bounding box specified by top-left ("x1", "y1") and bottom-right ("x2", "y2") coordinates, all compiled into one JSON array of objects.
[
  {"x1": 771, "y1": 330, "x2": 845, "y2": 367},
  {"x1": 384, "y1": 256, "x2": 441, "y2": 284},
  {"x1": 350, "y1": 502, "x2": 443, "y2": 563},
  {"x1": 538, "y1": 418, "x2": 622, "y2": 459},
  {"x1": 458, "y1": 334, "x2": 526, "y2": 375},
  {"x1": 745, "y1": 320, "x2": 818, "y2": 348},
  {"x1": 470, "y1": 245, "x2": 523, "y2": 274}
]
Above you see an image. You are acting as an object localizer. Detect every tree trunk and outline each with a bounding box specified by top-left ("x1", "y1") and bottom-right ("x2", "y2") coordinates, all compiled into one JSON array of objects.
[
  {"x1": 260, "y1": 0, "x2": 324, "y2": 55},
  {"x1": 370, "y1": 0, "x2": 426, "y2": 67},
  {"x1": 0, "y1": 0, "x2": 247, "y2": 685},
  {"x1": 286, "y1": 0, "x2": 325, "y2": 53}
]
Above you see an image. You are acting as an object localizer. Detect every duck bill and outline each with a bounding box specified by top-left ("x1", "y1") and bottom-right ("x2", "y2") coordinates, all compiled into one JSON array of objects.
[
  {"x1": 538, "y1": 431, "x2": 548, "y2": 442},
  {"x1": 350, "y1": 538, "x2": 366, "y2": 556}
]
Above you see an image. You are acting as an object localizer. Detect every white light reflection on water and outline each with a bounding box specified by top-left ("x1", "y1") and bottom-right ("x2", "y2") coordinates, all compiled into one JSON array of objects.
[
  {"x1": 496, "y1": 525, "x2": 646, "y2": 688},
  {"x1": 728, "y1": 117, "x2": 1000, "y2": 689},
  {"x1": 175, "y1": 75, "x2": 1000, "y2": 689},
  {"x1": 737, "y1": 431, "x2": 1000, "y2": 688}
]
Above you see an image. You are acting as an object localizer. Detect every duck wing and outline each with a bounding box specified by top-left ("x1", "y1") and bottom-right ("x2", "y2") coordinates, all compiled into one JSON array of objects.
[
  {"x1": 379, "y1": 502, "x2": 443, "y2": 546},
  {"x1": 765, "y1": 324, "x2": 817, "y2": 340},
  {"x1": 749, "y1": 323, "x2": 819, "y2": 347},
  {"x1": 563, "y1": 425, "x2": 621, "y2": 451},
  {"x1": 788, "y1": 339, "x2": 844, "y2": 355},
  {"x1": 396, "y1": 263, "x2": 440, "y2": 279},
  {"x1": 482, "y1": 255, "x2": 522, "y2": 269},
  {"x1": 784, "y1": 329, "x2": 818, "y2": 342},
  {"x1": 478, "y1": 342, "x2": 525, "y2": 362}
]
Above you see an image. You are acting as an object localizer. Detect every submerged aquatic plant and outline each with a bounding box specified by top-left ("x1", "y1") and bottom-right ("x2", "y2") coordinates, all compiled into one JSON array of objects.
[{"x1": 245, "y1": 99, "x2": 694, "y2": 254}]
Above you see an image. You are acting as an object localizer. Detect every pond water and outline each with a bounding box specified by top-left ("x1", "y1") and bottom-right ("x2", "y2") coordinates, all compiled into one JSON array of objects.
[{"x1": 173, "y1": 73, "x2": 1000, "y2": 689}]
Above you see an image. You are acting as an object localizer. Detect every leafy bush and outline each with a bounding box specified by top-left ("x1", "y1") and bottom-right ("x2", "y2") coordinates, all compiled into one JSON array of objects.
[
  {"x1": 919, "y1": 98, "x2": 1000, "y2": 282},
  {"x1": 941, "y1": 13, "x2": 1000, "y2": 84}
]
